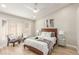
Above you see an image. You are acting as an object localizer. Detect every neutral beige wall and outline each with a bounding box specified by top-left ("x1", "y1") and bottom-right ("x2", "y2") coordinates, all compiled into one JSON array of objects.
[{"x1": 35, "y1": 4, "x2": 77, "y2": 48}]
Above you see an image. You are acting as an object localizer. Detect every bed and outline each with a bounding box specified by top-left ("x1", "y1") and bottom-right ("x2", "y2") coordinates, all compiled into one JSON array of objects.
[{"x1": 24, "y1": 28, "x2": 58, "y2": 55}]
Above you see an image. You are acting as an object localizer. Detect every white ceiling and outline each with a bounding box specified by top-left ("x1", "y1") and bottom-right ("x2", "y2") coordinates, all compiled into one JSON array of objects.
[{"x1": 0, "y1": 3, "x2": 71, "y2": 20}]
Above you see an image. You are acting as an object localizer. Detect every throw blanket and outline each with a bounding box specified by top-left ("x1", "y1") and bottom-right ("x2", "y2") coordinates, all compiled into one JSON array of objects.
[{"x1": 36, "y1": 38, "x2": 53, "y2": 53}]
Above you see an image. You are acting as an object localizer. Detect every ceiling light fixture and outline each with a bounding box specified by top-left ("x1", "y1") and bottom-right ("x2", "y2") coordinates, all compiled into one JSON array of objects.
[
  {"x1": 33, "y1": 3, "x2": 39, "y2": 13},
  {"x1": 33, "y1": 8, "x2": 39, "y2": 13},
  {"x1": 24, "y1": 3, "x2": 39, "y2": 13},
  {"x1": 1, "y1": 4, "x2": 6, "y2": 8}
]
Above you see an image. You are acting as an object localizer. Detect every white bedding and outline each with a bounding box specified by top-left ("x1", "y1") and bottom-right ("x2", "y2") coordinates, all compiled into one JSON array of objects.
[{"x1": 24, "y1": 36, "x2": 56, "y2": 55}]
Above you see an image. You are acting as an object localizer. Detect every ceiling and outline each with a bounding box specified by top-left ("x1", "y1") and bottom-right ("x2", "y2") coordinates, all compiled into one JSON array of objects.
[{"x1": 0, "y1": 3, "x2": 71, "y2": 20}]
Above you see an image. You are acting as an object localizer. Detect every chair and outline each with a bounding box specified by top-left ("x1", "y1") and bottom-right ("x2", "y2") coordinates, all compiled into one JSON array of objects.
[{"x1": 7, "y1": 34, "x2": 18, "y2": 47}]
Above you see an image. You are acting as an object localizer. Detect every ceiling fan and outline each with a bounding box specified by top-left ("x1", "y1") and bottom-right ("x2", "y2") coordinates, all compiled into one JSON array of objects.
[{"x1": 24, "y1": 3, "x2": 40, "y2": 13}]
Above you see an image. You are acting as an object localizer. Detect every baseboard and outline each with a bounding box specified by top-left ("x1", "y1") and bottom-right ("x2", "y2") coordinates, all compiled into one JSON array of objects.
[
  {"x1": 0, "y1": 46, "x2": 4, "y2": 49},
  {"x1": 0, "y1": 45, "x2": 7, "y2": 49},
  {"x1": 77, "y1": 50, "x2": 79, "y2": 54},
  {"x1": 66, "y1": 44, "x2": 77, "y2": 50}
]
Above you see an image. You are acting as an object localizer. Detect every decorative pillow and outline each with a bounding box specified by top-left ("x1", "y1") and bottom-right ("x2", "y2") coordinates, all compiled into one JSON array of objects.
[
  {"x1": 8, "y1": 34, "x2": 17, "y2": 40},
  {"x1": 51, "y1": 32, "x2": 55, "y2": 37},
  {"x1": 45, "y1": 32, "x2": 52, "y2": 37}
]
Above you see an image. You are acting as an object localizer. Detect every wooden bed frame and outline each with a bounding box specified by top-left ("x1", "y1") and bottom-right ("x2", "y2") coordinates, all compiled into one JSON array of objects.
[{"x1": 24, "y1": 28, "x2": 58, "y2": 55}]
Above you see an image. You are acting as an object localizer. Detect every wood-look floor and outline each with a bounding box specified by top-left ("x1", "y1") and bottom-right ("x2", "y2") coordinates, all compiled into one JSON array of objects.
[{"x1": 0, "y1": 43, "x2": 78, "y2": 55}]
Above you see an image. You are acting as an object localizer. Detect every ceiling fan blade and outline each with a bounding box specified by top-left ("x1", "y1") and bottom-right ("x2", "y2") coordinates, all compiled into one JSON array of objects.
[
  {"x1": 24, "y1": 5, "x2": 40, "y2": 13},
  {"x1": 25, "y1": 6, "x2": 34, "y2": 11}
]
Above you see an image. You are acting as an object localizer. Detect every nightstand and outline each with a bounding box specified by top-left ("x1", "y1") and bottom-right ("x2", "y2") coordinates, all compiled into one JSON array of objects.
[{"x1": 58, "y1": 30, "x2": 66, "y2": 46}]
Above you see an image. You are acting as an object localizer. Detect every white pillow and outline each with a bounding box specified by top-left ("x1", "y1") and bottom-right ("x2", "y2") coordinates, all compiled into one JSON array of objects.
[
  {"x1": 40, "y1": 32, "x2": 46, "y2": 37},
  {"x1": 40, "y1": 32, "x2": 52, "y2": 37},
  {"x1": 51, "y1": 32, "x2": 55, "y2": 37},
  {"x1": 45, "y1": 32, "x2": 52, "y2": 37}
]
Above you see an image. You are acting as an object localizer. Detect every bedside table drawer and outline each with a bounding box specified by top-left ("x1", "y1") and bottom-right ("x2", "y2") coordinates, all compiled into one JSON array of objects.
[{"x1": 58, "y1": 39, "x2": 66, "y2": 46}]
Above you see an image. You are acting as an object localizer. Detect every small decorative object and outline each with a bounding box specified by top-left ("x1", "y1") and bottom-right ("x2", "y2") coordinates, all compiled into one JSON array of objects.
[
  {"x1": 35, "y1": 37, "x2": 38, "y2": 39},
  {"x1": 36, "y1": 30, "x2": 40, "y2": 35},
  {"x1": 36, "y1": 30, "x2": 41, "y2": 36}
]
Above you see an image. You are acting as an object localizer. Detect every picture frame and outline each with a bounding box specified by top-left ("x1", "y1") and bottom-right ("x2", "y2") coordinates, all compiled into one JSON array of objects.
[
  {"x1": 49, "y1": 19, "x2": 54, "y2": 27},
  {"x1": 45, "y1": 19, "x2": 54, "y2": 28}
]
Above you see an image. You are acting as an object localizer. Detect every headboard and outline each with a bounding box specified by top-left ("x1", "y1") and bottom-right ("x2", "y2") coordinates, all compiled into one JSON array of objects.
[{"x1": 41, "y1": 28, "x2": 58, "y2": 39}]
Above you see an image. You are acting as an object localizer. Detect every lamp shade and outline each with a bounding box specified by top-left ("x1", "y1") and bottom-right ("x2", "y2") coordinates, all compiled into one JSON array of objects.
[{"x1": 59, "y1": 30, "x2": 64, "y2": 35}]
